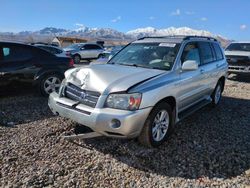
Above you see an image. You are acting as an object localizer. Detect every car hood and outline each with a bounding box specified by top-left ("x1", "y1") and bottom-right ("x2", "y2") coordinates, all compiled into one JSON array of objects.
[
  {"x1": 225, "y1": 50, "x2": 250, "y2": 57},
  {"x1": 65, "y1": 64, "x2": 166, "y2": 94}
]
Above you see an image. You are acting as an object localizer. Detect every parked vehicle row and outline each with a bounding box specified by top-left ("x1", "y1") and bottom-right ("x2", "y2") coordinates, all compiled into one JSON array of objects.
[{"x1": 48, "y1": 36, "x2": 228, "y2": 147}]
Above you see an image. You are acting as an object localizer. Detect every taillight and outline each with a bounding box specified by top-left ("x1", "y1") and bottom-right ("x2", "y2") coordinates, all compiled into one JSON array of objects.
[{"x1": 69, "y1": 59, "x2": 74, "y2": 67}]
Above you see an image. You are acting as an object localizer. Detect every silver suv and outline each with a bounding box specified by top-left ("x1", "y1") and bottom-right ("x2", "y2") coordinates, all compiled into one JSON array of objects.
[
  {"x1": 64, "y1": 43, "x2": 104, "y2": 63},
  {"x1": 48, "y1": 36, "x2": 228, "y2": 147}
]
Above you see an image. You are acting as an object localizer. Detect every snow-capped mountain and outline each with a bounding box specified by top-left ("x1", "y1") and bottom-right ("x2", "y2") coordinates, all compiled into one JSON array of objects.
[
  {"x1": 126, "y1": 27, "x2": 213, "y2": 38},
  {"x1": 0, "y1": 26, "x2": 229, "y2": 46}
]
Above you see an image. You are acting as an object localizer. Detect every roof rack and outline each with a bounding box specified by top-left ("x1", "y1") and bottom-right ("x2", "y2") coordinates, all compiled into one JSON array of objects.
[
  {"x1": 183, "y1": 36, "x2": 217, "y2": 41},
  {"x1": 138, "y1": 35, "x2": 217, "y2": 41}
]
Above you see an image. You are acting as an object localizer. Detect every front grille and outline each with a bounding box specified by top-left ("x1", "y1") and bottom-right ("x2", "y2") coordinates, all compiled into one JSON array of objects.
[
  {"x1": 64, "y1": 83, "x2": 100, "y2": 108},
  {"x1": 226, "y1": 55, "x2": 250, "y2": 66}
]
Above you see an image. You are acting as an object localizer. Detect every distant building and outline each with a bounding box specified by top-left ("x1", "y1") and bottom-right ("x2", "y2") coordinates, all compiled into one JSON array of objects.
[{"x1": 52, "y1": 37, "x2": 88, "y2": 47}]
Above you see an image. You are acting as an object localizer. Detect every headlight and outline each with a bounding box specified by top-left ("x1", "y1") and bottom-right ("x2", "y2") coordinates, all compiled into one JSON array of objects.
[{"x1": 105, "y1": 93, "x2": 142, "y2": 111}]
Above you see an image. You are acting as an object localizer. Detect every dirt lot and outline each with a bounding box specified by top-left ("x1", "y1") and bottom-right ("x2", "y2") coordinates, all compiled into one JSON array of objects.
[{"x1": 0, "y1": 75, "x2": 250, "y2": 188}]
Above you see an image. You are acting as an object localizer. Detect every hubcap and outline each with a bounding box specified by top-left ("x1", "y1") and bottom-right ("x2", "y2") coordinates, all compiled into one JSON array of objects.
[
  {"x1": 215, "y1": 85, "x2": 222, "y2": 104},
  {"x1": 44, "y1": 76, "x2": 61, "y2": 94},
  {"x1": 74, "y1": 56, "x2": 80, "y2": 63},
  {"x1": 152, "y1": 110, "x2": 169, "y2": 142}
]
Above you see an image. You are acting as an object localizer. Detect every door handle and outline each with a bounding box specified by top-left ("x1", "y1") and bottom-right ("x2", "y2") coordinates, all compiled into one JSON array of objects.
[
  {"x1": 216, "y1": 64, "x2": 220, "y2": 68},
  {"x1": 200, "y1": 69, "x2": 205, "y2": 74}
]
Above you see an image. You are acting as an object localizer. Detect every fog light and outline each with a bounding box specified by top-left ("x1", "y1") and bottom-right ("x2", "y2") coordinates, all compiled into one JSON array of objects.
[{"x1": 110, "y1": 119, "x2": 121, "y2": 129}]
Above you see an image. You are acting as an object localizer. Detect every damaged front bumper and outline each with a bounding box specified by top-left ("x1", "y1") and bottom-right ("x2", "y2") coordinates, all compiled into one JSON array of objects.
[{"x1": 48, "y1": 92, "x2": 152, "y2": 138}]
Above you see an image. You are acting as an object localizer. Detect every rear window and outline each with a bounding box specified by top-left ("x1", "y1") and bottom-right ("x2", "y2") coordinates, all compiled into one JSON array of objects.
[
  {"x1": 212, "y1": 43, "x2": 224, "y2": 60},
  {"x1": 226, "y1": 43, "x2": 250, "y2": 52},
  {"x1": 199, "y1": 42, "x2": 215, "y2": 64}
]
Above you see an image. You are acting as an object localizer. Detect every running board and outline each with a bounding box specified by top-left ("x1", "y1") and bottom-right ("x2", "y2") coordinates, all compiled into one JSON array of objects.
[
  {"x1": 62, "y1": 132, "x2": 102, "y2": 141},
  {"x1": 178, "y1": 99, "x2": 211, "y2": 121}
]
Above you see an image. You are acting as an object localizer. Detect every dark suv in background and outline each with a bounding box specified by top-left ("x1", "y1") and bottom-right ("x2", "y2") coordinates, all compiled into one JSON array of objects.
[{"x1": 0, "y1": 42, "x2": 74, "y2": 96}]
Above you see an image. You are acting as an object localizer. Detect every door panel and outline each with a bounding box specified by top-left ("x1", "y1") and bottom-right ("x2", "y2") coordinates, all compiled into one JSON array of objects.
[
  {"x1": 177, "y1": 42, "x2": 205, "y2": 111},
  {"x1": 0, "y1": 45, "x2": 34, "y2": 82}
]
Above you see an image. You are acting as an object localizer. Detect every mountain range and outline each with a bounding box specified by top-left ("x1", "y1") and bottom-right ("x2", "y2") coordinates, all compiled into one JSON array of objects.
[{"x1": 0, "y1": 26, "x2": 229, "y2": 46}]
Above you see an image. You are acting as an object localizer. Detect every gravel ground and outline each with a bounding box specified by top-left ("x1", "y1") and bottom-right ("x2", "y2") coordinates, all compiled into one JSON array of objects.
[{"x1": 0, "y1": 75, "x2": 250, "y2": 188}]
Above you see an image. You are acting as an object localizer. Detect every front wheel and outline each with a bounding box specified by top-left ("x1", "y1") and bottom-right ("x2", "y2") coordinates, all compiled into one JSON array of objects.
[
  {"x1": 138, "y1": 102, "x2": 174, "y2": 147},
  {"x1": 39, "y1": 74, "x2": 62, "y2": 96}
]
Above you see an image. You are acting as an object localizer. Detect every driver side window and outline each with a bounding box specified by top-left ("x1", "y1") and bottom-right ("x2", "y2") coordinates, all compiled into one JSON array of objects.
[{"x1": 181, "y1": 42, "x2": 201, "y2": 65}]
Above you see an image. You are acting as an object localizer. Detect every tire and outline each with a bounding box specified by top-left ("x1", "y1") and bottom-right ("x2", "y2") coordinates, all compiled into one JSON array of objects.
[
  {"x1": 39, "y1": 74, "x2": 63, "y2": 97},
  {"x1": 98, "y1": 54, "x2": 104, "y2": 59},
  {"x1": 73, "y1": 54, "x2": 81, "y2": 64},
  {"x1": 138, "y1": 102, "x2": 174, "y2": 147},
  {"x1": 211, "y1": 81, "x2": 223, "y2": 107}
]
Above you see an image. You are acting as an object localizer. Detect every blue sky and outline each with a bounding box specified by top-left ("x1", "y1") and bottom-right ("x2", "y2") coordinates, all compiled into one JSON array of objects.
[{"x1": 0, "y1": 0, "x2": 249, "y2": 40}]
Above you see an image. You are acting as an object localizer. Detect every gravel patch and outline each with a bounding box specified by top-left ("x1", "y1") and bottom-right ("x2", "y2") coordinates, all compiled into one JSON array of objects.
[{"x1": 0, "y1": 75, "x2": 250, "y2": 187}]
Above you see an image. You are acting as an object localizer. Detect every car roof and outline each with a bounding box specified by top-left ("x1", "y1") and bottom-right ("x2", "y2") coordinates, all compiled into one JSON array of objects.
[
  {"x1": 34, "y1": 44, "x2": 61, "y2": 49},
  {"x1": 230, "y1": 41, "x2": 250, "y2": 44},
  {"x1": 133, "y1": 35, "x2": 218, "y2": 44}
]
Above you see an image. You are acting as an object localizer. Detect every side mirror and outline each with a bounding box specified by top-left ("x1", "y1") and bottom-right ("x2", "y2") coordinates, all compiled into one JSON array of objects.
[{"x1": 182, "y1": 60, "x2": 198, "y2": 71}]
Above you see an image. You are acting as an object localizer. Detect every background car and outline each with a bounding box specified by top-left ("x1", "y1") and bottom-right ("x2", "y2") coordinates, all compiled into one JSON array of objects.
[
  {"x1": 34, "y1": 44, "x2": 71, "y2": 57},
  {"x1": 63, "y1": 43, "x2": 104, "y2": 63},
  {"x1": 0, "y1": 42, "x2": 74, "y2": 96},
  {"x1": 225, "y1": 42, "x2": 250, "y2": 74},
  {"x1": 93, "y1": 45, "x2": 126, "y2": 64}
]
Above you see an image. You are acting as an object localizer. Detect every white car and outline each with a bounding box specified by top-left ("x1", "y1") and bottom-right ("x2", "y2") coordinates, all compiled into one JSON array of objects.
[{"x1": 64, "y1": 43, "x2": 104, "y2": 63}]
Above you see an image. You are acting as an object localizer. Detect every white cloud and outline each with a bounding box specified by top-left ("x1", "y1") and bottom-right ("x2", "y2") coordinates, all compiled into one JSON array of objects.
[
  {"x1": 171, "y1": 9, "x2": 181, "y2": 16},
  {"x1": 240, "y1": 24, "x2": 247, "y2": 30},
  {"x1": 149, "y1": 16, "x2": 155, "y2": 20},
  {"x1": 200, "y1": 17, "x2": 208, "y2": 21},
  {"x1": 185, "y1": 11, "x2": 195, "y2": 15},
  {"x1": 75, "y1": 23, "x2": 84, "y2": 27},
  {"x1": 111, "y1": 16, "x2": 121, "y2": 23}
]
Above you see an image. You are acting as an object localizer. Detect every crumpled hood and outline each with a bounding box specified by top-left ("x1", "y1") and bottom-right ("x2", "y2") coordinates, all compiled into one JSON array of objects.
[
  {"x1": 225, "y1": 50, "x2": 250, "y2": 57},
  {"x1": 65, "y1": 64, "x2": 165, "y2": 94}
]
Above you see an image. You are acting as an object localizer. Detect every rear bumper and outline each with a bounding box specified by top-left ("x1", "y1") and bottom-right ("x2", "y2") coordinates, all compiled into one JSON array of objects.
[
  {"x1": 48, "y1": 92, "x2": 152, "y2": 138},
  {"x1": 228, "y1": 65, "x2": 250, "y2": 74}
]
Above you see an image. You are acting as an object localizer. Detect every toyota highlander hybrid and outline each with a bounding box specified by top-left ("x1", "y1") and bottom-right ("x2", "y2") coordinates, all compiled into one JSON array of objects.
[{"x1": 48, "y1": 36, "x2": 228, "y2": 147}]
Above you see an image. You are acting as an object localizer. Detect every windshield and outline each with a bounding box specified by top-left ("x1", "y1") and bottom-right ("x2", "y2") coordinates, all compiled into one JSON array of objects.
[
  {"x1": 226, "y1": 43, "x2": 250, "y2": 52},
  {"x1": 108, "y1": 42, "x2": 180, "y2": 71}
]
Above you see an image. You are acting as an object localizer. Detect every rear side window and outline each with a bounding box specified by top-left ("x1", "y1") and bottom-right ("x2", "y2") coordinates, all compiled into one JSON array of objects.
[
  {"x1": 84, "y1": 44, "x2": 102, "y2": 50},
  {"x1": 212, "y1": 43, "x2": 224, "y2": 60},
  {"x1": 0, "y1": 45, "x2": 33, "y2": 62},
  {"x1": 198, "y1": 42, "x2": 215, "y2": 64}
]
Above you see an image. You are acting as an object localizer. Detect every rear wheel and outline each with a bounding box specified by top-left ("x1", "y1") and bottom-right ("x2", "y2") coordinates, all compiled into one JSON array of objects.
[
  {"x1": 211, "y1": 81, "x2": 223, "y2": 107},
  {"x1": 138, "y1": 102, "x2": 174, "y2": 147},
  {"x1": 73, "y1": 54, "x2": 81, "y2": 64},
  {"x1": 39, "y1": 74, "x2": 62, "y2": 96},
  {"x1": 98, "y1": 54, "x2": 104, "y2": 59}
]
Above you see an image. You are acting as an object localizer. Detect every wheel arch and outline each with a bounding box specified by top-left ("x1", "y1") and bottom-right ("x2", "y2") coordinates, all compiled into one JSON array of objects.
[
  {"x1": 34, "y1": 69, "x2": 64, "y2": 85},
  {"x1": 218, "y1": 76, "x2": 226, "y2": 92},
  {"x1": 155, "y1": 96, "x2": 176, "y2": 111}
]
